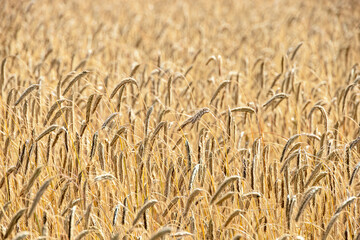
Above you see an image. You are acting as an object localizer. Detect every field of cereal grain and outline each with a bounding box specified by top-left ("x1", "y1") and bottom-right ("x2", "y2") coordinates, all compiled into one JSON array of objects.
[{"x1": 1, "y1": 0, "x2": 360, "y2": 239}]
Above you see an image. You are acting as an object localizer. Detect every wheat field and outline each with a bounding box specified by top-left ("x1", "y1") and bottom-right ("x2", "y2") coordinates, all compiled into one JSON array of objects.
[{"x1": 1, "y1": 0, "x2": 360, "y2": 239}]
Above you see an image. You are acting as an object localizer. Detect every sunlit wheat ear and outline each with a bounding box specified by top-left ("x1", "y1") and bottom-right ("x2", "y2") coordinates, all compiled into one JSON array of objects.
[
  {"x1": 35, "y1": 125, "x2": 58, "y2": 142},
  {"x1": 181, "y1": 139, "x2": 191, "y2": 169},
  {"x1": 132, "y1": 199, "x2": 158, "y2": 226},
  {"x1": 84, "y1": 203, "x2": 92, "y2": 229},
  {"x1": 90, "y1": 131, "x2": 99, "y2": 160},
  {"x1": 98, "y1": 142, "x2": 104, "y2": 169},
  {"x1": 58, "y1": 182, "x2": 70, "y2": 208},
  {"x1": 295, "y1": 187, "x2": 321, "y2": 222},
  {"x1": 150, "y1": 121, "x2": 166, "y2": 144},
  {"x1": 262, "y1": 93, "x2": 289, "y2": 109},
  {"x1": 79, "y1": 120, "x2": 87, "y2": 137},
  {"x1": 210, "y1": 176, "x2": 240, "y2": 204},
  {"x1": 210, "y1": 80, "x2": 230, "y2": 104},
  {"x1": 74, "y1": 230, "x2": 93, "y2": 240},
  {"x1": 171, "y1": 231, "x2": 193, "y2": 238},
  {"x1": 92, "y1": 94, "x2": 103, "y2": 114},
  {"x1": 129, "y1": 62, "x2": 140, "y2": 77},
  {"x1": 184, "y1": 188, "x2": 203, "y2": 217},
  {"x1": 184, "y1": 65, "x2": 193, "y2": 77},
  {"x1": 308, "y1": 105, "x2": 328, "y2": 133},
  {"x1": 164, "y1": 163, "x2": 174, "y2": 198},
  {"x1": 189, "y1": 164, "x2": 200, "y2": 191},
  {"x1": 94, "y1": 173, "x2": 115, "y2": 182},
  {"x1": 280, "y1": 149, "x2": 301, "y2": 173},
  {"x1": 0, "y1": 57, "x2": 7, "y2": 98},
  {"x1": 216, "y1": 191, "x2": 235, "y2": 205},
  {"x1": 149, "y1": 227, "x2": 172, "y2": 240},
  {"x1": 322, "y1": 213, "x2": 340, "y2": 240},
  {"x1": 0, "y1": 202, "x2": 11, "y2": 223},
  {"x1": 41, "y1": 212, "x2": 47, "y2": 237},
  {"x1": 144, "y1": 105, "x2": 154, "y2": 137},
  {"x1": 162, "y1": 196, "x2": 180, "y2": 217},
  {"x1": 0, "y1": 167, "x2": 16, "y2": 189},
  {"x1": 5, "y1": 88, "x2": 14, "y2": 120},
  {"x1": 85, "y1": 93, "x2": 96, "y2": 123},
  {"x1": 44, "y1": 99, "x2": 68, "y2": 126},
  {"x1": 61, "y1": 71, "x2": 76, "y2": 87},
  {"x1": 166, "y1": 76, "x2": 172, "y2": 106},
  {"x1": 68, "y1": 206, "x2": 76, "y2": 240},
  {"x1": 27, "y1": 178, "x2": 53, "y2": 218},
  {"x1": 74, "y1": 58, "x2": 88, "y2": 71},
  {"x1": 121, "y1": 196, "x2": 128, "y2": 225},
  {"x1": 110, "y1": 126, "x2": 126, "y2": 146},
  {"x1": 4, "y1": 208, "x2": 26, "y2": 239},
  {"x1": 112, "y1": 204, "x2": 120, "y2": 226},
  {"x1": 206, "y1": 55, "x2": 217, "y2": 65},
  {"x1": 51, "y1": 126, "x2": 67, "y2": 148},
  {"x1": 334, "y1": 196, "x2": 356, "y2": 214},
  {"x1": 102, "y1": 112, "x2": 119, "y2": 129},
  {"x1": 156, "y1": 109, "x2": 170, "y2": 124},
  {"x1": 109, "y1": 77, "x2": 138, "y2": 99},
  {"x1": 12, "y1": 231, "x2": 31, "y2": 240},
  {"x1": 289, "y1": 42, "x2": 303, "y2": 60},
  {"x1": 349, "y1": 162, "x2": 360, "y2": 185},
  {"x1": 19, "y1": 165, "x2": 43, "y2": 196},
  {"x1": 280, "y1": 133, "x2": 320, "y2": 162},
  {"x1": 48, "y1": 106, "x2": 71, "y2": 125},
  {"x1": 346, "y1": 137, "x2": 360, "y2": 179},
  {"x1": 62, "y1": 70, "x2": 89, "y2": 95},
  {"x1": 221, "y1": 106, "x2": 256, "y2": 116},
  {"x1": 310, "y1": 171, "x2": 327, "y2": 186},
  {"x1": 223, "y1": 209, "x2": 245, "y2": 228},
  {"x1": 342, "y1": 83, "x2": 354, "y2": 115},
  {"x1": 15, "y1": 141, "x2": 27, "y2": 173},
  {"x1": 205, "y1": 218, "x2": 214, "y2": 240},
  {"x1": 286, "y1": 195, "x2": 296, "y2": 229},
  {"x1": 14, "y1": 84, "x2": 40, "y2": 107},
  {"x1": 304, "y1": 163, "x2": 322, "y2": 188},
  {"x1": 241, "y1": 191, "x2": 261, "y2": 200},
  {"x1": 178, "y1": 107, "x2": 210, "y2": 131}
]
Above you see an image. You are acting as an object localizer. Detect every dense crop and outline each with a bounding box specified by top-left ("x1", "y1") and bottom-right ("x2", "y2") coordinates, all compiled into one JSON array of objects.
[{"x1": 1, "y1": 0, "x2": 360, "y2": 239}]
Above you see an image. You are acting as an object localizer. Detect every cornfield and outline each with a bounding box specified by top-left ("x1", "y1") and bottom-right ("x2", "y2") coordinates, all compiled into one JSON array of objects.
[{"x1": 1, "y1": 0, "x2": 360, "y2": 239}]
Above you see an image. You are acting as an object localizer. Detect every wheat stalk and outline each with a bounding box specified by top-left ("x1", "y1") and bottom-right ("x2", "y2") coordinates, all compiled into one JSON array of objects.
[
  {"x1": 178, "y1": 108, "x2": 210, "y2": 131},
  {"x1": 62, "y1": 70, "x2": 89, "y2": 95},
  {"x1": 132, "y1": 199, "x2": 158, "y2": 226},
  {"x1": 109, "y1": 77, "x2": 138, "y2": 99},
  {"x1": 210, "y1": 176, "x2": 240, "y2": 204},
  {"x1": 27, "y1": 178, "x2": 53, "y2": 218},
  {"x1": 210, "y1": 80, "x2": 230, "y2": 104},
  {"x1": 184, "y1": 188, "x2": 203, "y2": 217},
  {"x1": 4, "y1": 208, "x2": 26, "y2": 239},
  {"x1": 295, "y1": 187, "x2": 321, "y2": 222},
  {"x1": 149, "y1": 227, "x2": 172, "y2": 240},
  {"x1": 36, "y1": 125, "x2": 58, "y2": 142}
]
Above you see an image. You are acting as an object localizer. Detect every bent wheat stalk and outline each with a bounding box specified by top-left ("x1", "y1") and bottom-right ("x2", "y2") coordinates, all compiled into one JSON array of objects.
[
  {"x1": 36, "y1": 125, "x2": 58, "y2": 142},
  {"x1": 149, "y1": 227, "x2": 172, "y2": 240},
  {"x1": 4, "y1": 208, "x2": 27, "y2": 239},
  {"x1": 132, "y1": 200, "x2": 158, "y2": 226},
  {"x1": 210, "y1": 176, "x2": 240, "y2": 204},
  {"x1": 178, "y1": 108, "x2": 210, "y2": 131},
  {"x1": 14, "y1": 84, "x2": 40, "y2": 106},
  {"x1": 27, "y1": 178, "x2": 53, "y2": 218},
  {"x1": 62, "y1": 70, "x2": 90, "y2": 95},
  {"x1": 109, "y1": 78, "x2": 138, "y2": 99}
]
